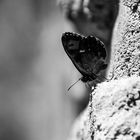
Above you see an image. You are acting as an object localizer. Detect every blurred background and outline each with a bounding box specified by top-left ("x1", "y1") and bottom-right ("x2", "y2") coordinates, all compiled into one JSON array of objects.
[{"x1": 0, "y1": 0, "x2": 89, "y2": 140}]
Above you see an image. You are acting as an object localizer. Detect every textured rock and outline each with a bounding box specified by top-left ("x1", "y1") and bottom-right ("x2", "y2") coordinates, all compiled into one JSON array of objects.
[
  {"x1": 68, "y1": 77, "x2": 140, "y2": 140},
  {"x1": 91, "y1": 77, "x2": 140, "y2": 139},
  {"x1": 108, "y1": 0, "x2": 140, "y2": 79}
]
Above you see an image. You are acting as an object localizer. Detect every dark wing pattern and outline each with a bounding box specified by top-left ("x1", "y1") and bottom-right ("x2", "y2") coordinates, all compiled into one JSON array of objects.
[{"x1": 61, "y1": 32, "x2": 107, "y2": 82}]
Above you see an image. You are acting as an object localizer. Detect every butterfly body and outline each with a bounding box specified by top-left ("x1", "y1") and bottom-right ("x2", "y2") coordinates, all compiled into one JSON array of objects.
[{"x1": 62, "y1": 32, "x2": 107, "y2": 83}]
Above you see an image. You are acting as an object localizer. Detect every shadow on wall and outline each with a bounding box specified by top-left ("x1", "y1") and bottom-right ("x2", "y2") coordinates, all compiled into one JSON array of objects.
[{"x1": 0, "y1": 0, "x2": 88, "y2": 140}]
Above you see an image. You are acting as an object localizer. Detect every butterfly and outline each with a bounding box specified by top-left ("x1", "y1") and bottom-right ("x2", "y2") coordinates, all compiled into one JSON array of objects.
[{"x1": 61, "y1": 32, "x2": 108, "y2": 90}]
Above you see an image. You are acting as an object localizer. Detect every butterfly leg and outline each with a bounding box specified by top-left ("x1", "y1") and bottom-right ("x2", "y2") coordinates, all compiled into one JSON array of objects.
[
  {"x1": 85, "y1": 82, "x2": 96, "y2": 93},
  {"x1": 85, "y1": 82, "x2": 91, "y2": 90}
]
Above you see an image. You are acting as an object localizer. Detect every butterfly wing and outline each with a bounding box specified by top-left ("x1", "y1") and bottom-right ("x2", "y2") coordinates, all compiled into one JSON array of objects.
[
  {"x1": 81, "y1": 35, "x2": 107, "y2": 74},
  {"x1": 61, "y1": 32, "x2": 107, "y2": 82},
  {"x1": 62, "y1": 32, "x2": 90, "y2": 76}
]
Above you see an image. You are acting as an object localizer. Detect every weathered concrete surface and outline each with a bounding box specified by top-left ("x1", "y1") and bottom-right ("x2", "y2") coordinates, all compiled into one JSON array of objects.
[
  {"x1": 108, "y1": 0, "x2": 140, "y2": 79},
  {"x1": 68, "y1": 77, "x2": 140, "y2": 140}
]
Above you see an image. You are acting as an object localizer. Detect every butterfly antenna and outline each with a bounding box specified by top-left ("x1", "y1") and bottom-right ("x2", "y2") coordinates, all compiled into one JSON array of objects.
[{"x1": 68, "y1": 77, "x2": 82, "y2": 91}]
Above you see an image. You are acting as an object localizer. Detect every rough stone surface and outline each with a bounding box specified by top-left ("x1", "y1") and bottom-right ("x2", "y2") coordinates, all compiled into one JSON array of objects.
[
  {"x1": 108, "y1": 0, "x2": 140, "y2": 79},
  {"x1": 91, "y1": 77, "x2": 140, "y2": 139},
  {"x1": 68, "y1": 77, "x2": 140, "y2": 140}
]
